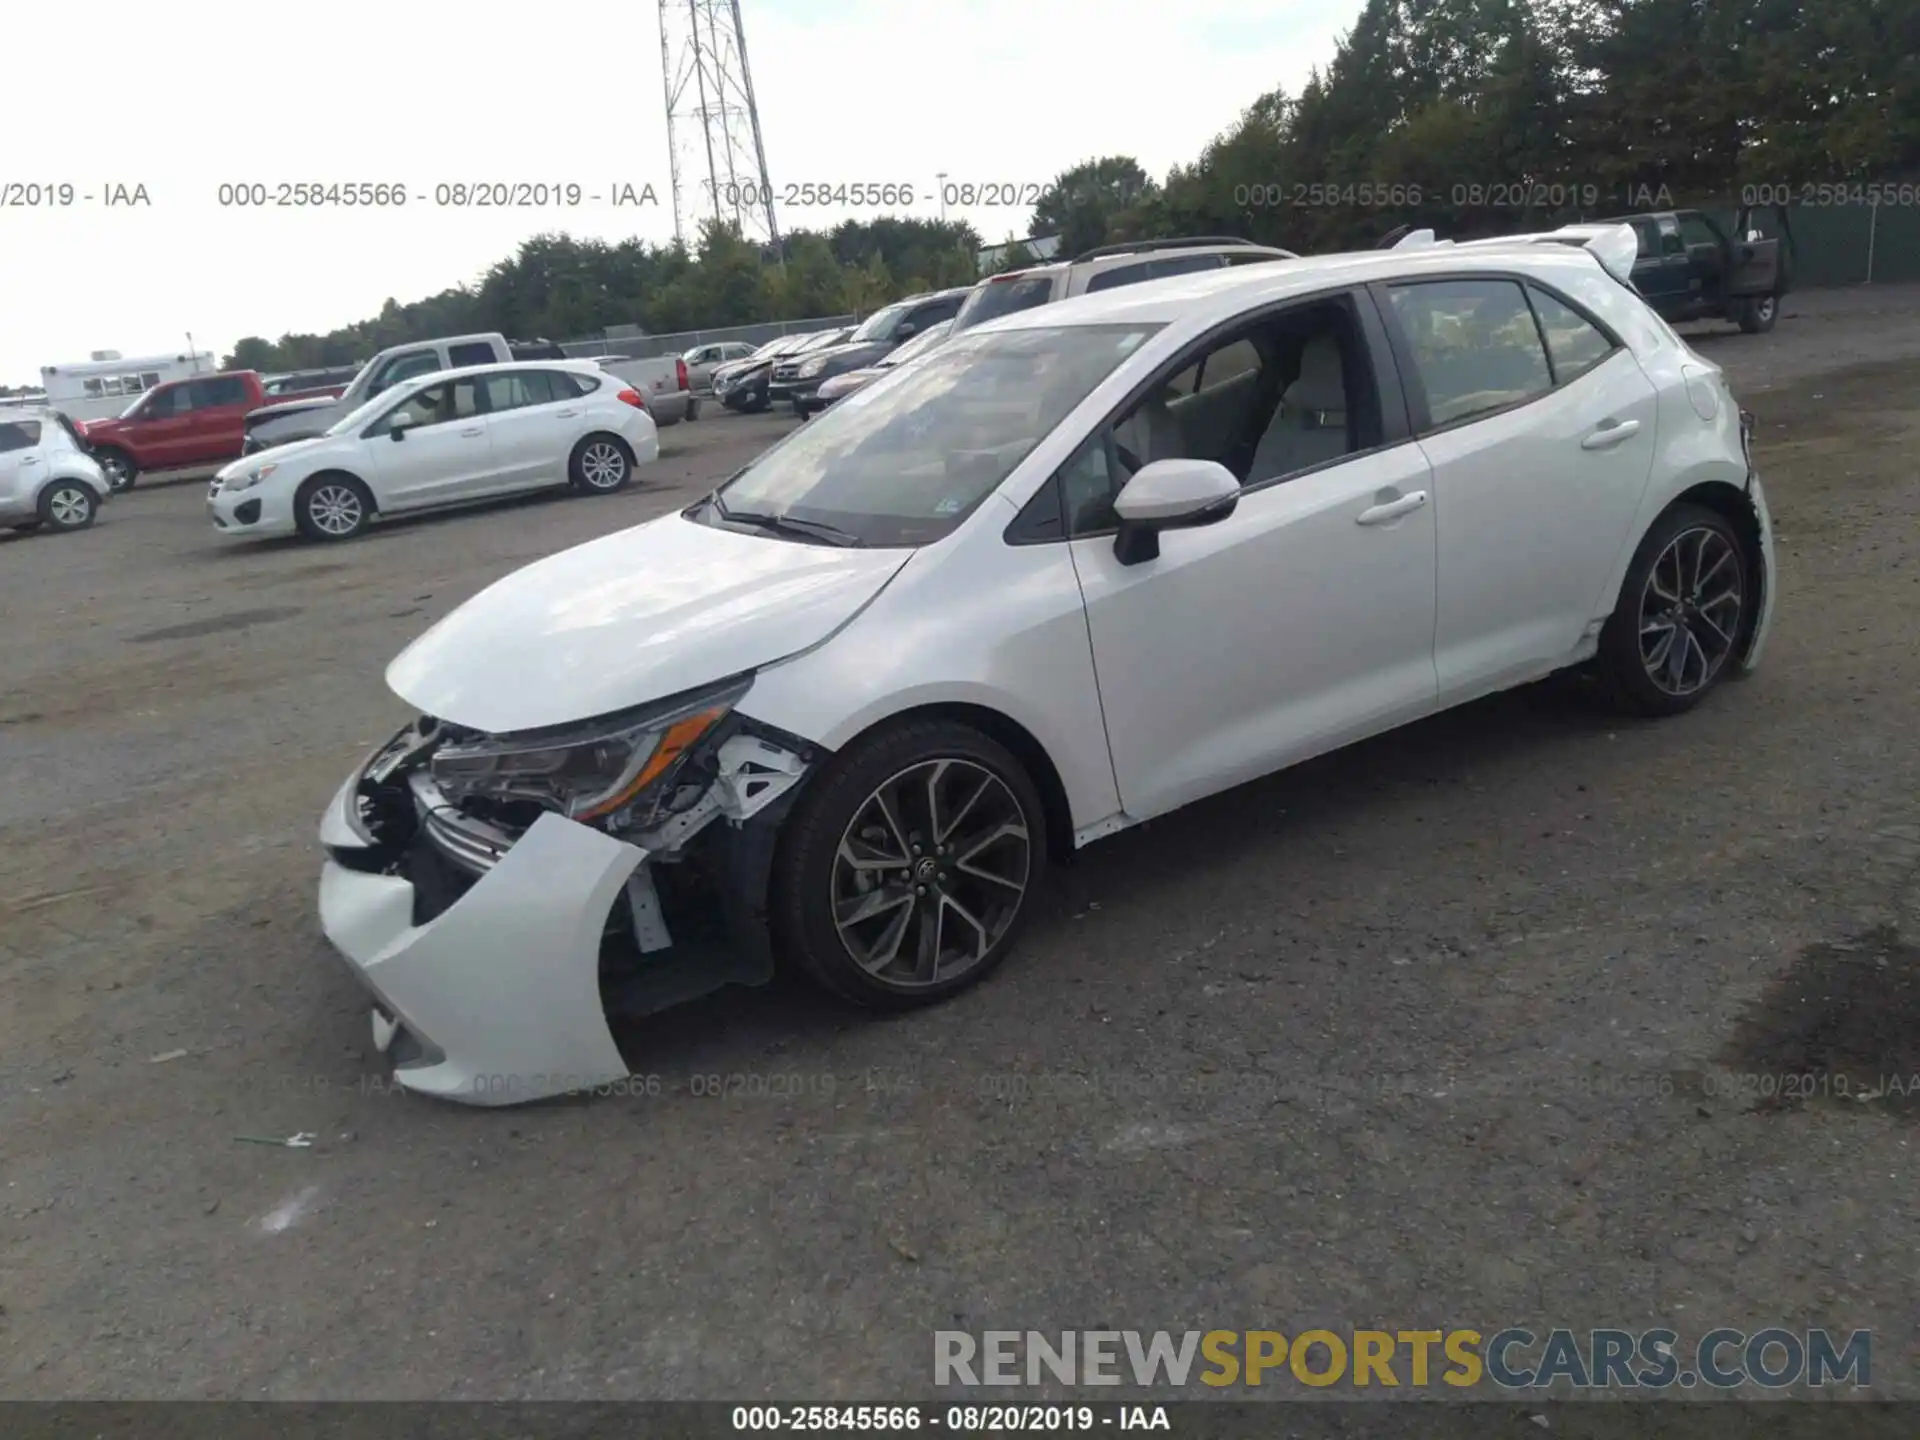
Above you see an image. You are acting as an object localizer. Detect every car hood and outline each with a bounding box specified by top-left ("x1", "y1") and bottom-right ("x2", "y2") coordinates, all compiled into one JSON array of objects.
[
  {"x1": 217, "y1": 432, "x2": 337, "y2": 479},
  {"x1": 789, "y1": 341, "x2": 886, "y2": 372},
  {"x1": 385, "y1": 512, "x2": 916, "y2": 733},
  {"x1": 247, "y1": 395, "x2": 343, "y2": 424}
]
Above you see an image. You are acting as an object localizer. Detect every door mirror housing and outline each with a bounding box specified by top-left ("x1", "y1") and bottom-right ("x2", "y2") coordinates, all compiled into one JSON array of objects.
[
  {"x1": 895, "y1": 322, "x2": 918, "y2": 341},
  {"x1": 388, "y1": 415, "x2": 415, "y2": 440},
  {"x1": 1110, "y1": 457, "x2": 1239, "y2": 565}
]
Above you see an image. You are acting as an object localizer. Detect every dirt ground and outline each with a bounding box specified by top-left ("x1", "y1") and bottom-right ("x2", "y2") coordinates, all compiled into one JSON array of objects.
[{"x1": 2, "y1": 287, "x2": 1918, "y2": 1401}]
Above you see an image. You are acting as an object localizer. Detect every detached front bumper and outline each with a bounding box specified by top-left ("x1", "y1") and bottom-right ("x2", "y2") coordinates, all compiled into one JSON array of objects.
[
  {"x1": 318, "y1": 779, "x2": 640, "y2": 1105},
  {"x1": 314, "y1": 725, "x2": 811, "y2": 1106}
]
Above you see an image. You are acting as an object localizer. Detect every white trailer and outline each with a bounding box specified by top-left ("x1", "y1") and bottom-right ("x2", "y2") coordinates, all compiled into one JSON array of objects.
[{"x1": 38, "y1": 350, "x2": 217, "y2": 421}]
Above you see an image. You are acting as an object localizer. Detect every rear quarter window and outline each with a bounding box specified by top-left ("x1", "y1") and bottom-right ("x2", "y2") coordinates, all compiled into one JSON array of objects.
[
  {"x1": 447, "y1": 342, "x2": 498, "y2": 368},
  {"x1": 0, "y1": 420, "x2": 42, "y2": 452}
]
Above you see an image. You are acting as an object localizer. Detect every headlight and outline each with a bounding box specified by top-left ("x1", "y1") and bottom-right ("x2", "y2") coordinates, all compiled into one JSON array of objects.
[
  {"x1": 797, "y1": 357, "x2": 829, "y2": 377},
  {"x1": 427, "y1": 675, "x2": 751, "y2": 826},
  {"x1": 223, "y1": 462, "x2": 277, "y2": 493}
]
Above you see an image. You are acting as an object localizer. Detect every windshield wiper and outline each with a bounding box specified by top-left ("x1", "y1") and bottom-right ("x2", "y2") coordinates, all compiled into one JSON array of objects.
[{"x1": 720, "y1": 505, "x2": 862, "y2": 547}]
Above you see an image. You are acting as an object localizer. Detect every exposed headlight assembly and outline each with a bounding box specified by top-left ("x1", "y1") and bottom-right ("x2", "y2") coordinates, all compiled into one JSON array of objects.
[
  {"x1": 427, "y1": 674, "x2": 752, "y2": 826},
  {"x1": 797, "y1": 356, "x2": 830, "y2": 378}
]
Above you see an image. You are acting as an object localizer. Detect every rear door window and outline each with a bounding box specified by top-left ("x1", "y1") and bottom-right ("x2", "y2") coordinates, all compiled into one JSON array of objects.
[
  {"x1": 0, "y1": 420, "x2": 42, "y2": 451},
  {"x1": 1083, "y1": 261, "x2": 1157, "y2": 294},
  {"x1": 447, "y1": 341, "x2": 499, "y2": 368}
]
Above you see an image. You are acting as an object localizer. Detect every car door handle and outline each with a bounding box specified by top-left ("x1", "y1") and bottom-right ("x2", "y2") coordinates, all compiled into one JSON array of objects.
[
  {"x1": 1356, "y1": 490, "x2": 1428, "y2": 526},
  {"x1": 459, "y1": 427, "x2": 484, "y2": 437},
  {"x1": 1581, "y1": 418, "x2": 1641, "y2": 450},
  {"x1": 555, "y1": 409, "x2": 578, "y2": 418},
  {"x1": 20, "y1": 456, "x2": 38, "y2": 465}
]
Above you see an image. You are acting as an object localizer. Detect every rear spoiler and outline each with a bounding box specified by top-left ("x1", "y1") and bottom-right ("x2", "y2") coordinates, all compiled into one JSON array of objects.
[{"x1": 1387, "y1": 222, "x2": 1639, "y2": 286}]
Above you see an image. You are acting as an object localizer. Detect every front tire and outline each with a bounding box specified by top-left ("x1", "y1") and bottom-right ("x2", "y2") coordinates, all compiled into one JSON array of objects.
[
  {"x1": 95, "y1": 447, "x2": 137, "y2": 491},
  {"x1": 38, "y1": 479, "x2": 99, "y2": 532},
  {"x1": 294, "y1": 473, "x2": 373, "y2": 541},
  {"x1": 1737, "y1": 294, "x2": 1779, "y2": 334},
  {"x1": 770, "y1": 719, "x2": 1048, "y2": 1010},
  {"x1": 1597, "y1": 503, "x2": 1751, "y2": 717},
  {"x1": 570, "y1": 434, "x2": 634, "y2": 494}
]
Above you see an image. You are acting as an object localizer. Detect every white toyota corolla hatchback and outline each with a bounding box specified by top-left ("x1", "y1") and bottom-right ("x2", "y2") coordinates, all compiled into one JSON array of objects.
[
  {"x1": 317, "y1": 225, "x2": 1776, "y2": 1105},
  {"x1": 209, "y1": 359, "x2": 658, "y2": 541}
]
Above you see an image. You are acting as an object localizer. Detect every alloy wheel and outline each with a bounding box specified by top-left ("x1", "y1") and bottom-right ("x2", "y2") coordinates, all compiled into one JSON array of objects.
[
  {"x1": 101, "y1": 454, "x2": 131, "y2": 489},
  {"x1": 308, "y1": 483, "x2": 364, "y2": 536},
  {"x1": 1638, "y1": 525, "x2": 1743, "y2": 697},
  {"x1": 580, "y1": 442, "x2": 627, "y2": 489},
  {"x1": 830, "y1": 758, "x2": 1032, "y2": 988},
  {"x1": 47, "y1": 485, "x2": 94, "y2": 528}
]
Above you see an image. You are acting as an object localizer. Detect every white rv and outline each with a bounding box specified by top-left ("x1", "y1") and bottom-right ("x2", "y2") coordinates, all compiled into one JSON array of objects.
[{"x1": 39, "y1": 350, "x2": 217, "y2": 422}]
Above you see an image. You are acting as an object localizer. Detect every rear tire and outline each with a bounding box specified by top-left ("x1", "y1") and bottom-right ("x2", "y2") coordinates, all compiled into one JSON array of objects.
[
  {"x1": 1737, "y1": 294, "x2": 1779, "y2": 334},
  {"x1": 570, "y1": 434, "x2": 634, "y2": 493},
  {"x1": 294, "y1": 473, "x2": 373, "y2": 541},
  {"x1": 95, "y1": 447, "x2": 137, "y2": 491},
  {"x1": 1597, "y1": 503, "x2": 1751, "y2": 717},
  {"x1": 38, "y1": 479, "x2": 99, "y2": 533},
  {"x1": 769, "y1": 718, "x2": 1049, "y2": 1011}
]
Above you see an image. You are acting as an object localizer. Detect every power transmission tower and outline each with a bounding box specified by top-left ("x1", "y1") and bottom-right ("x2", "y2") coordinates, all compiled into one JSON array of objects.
[{"x1": 658, "y1": 0, "x2": 780, "y2": 250}]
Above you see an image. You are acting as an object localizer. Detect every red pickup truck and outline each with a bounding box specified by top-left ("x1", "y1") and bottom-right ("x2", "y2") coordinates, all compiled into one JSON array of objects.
[{"x1": 79, "y1": 370, "x2": 311, "y2": 491}]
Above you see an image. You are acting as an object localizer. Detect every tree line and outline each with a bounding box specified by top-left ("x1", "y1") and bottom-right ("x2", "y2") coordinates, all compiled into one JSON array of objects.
[{"x1": 226, "y1": 0, "x2": 1917, "y2": 372}]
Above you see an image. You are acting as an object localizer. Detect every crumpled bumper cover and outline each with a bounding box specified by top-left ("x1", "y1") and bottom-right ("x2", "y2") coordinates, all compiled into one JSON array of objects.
[{"x1": 317, "y1": 776, "x2": 642, "y2": 1106}]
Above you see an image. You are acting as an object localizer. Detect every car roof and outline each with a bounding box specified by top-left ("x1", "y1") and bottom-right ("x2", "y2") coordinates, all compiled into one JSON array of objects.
[
  {"x1": 981, "y1": 243, "x2": 1615, "y2": 333},
  {"x1": 394, "y1": 358, "x2": 604, "y2": 388}
]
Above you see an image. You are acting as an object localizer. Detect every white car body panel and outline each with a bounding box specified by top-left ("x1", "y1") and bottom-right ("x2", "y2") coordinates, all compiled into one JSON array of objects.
[
  {"x1": 209, "y1": 360, "x2": 658, "y2": 539},
  {"x1": 386, "y1": 512, "x2": 916, "y2": 733},
  {"x1": 1421, "y1": 347, "x2": 1660, "y2": 704},
  {"x1": 317, "y1": 242, "x2": 1779, "y2": 1105},
  {"x1": 738, "y1": 493, "x2": 1126, "y2": 838},
  {"x1": 1067, "y1": 444, "x2": 1440, "y2": 823}
]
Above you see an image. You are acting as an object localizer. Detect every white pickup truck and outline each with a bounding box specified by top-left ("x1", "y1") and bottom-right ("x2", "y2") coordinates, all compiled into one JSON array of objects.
[{"x1": 241, "y1": 333, "x2": 692, "y2": 455}]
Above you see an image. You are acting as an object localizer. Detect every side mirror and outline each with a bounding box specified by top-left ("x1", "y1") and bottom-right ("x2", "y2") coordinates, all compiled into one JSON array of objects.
[
  {"x1": 389, "y1": 416, "x2": 414, "y2": 441},
  {"x1": 1111, "y1": 458, "x2": 1239, "y2": 565},
  {"x1": 895, "y1": 322, "x2": 918, "y2": 341}
]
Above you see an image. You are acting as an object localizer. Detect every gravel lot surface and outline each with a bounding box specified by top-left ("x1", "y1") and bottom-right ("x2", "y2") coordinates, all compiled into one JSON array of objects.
[{"x1": 2, "y1": 287, "x2": 1917, "y2": 1400}]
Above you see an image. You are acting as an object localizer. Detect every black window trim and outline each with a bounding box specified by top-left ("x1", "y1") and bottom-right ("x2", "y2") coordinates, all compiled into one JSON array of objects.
[
  {"x1": 1005, "y1": 283, "x2": 1414, "y2": 546},
  {"x1": 1369, "y1": 271, "x2": 1627, "y2": 440}
]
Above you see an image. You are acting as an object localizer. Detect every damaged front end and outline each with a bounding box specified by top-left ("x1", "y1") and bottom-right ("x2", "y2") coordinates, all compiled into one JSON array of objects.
[{"x1": 317, "y1": 672, "x2": 815, "y2": 1105}]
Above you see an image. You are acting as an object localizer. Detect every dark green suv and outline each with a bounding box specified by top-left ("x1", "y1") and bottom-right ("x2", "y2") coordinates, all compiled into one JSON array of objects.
[{"x1": 1601, "y1": 205, "x2": 1792, "y2": 334}]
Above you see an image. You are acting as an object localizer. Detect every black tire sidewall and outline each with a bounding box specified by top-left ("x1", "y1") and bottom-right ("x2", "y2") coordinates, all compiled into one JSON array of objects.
[
  {"x1": 1598, "y1": 503, "x2": 1751, "y2": 716},
  {"x1": 294, "y1": 474, "x2": 371, "y2": 541},
  {"x1": 771, "y1": 718, "x2": 1050, "y2": 1009}
]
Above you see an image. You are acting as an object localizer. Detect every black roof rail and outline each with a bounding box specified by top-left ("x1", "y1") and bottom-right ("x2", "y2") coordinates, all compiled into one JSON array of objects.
[{"x1": 1069, "y1": 235, "x2": 1264, "y2": 264}]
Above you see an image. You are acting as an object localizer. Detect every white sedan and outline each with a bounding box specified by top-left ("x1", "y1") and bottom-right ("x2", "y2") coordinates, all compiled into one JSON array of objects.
[
  {"x1": 316, "y1": 225, "x2": 1776, "y2": 1104},
  {"x1": 209, "y1": 359, "x2": 659, "y2": 541}
]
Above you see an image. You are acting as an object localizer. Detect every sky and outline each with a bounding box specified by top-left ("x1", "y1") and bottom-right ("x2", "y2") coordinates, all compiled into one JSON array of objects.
[{"x1": 1, "y1": 0, "x2": 1358, "y2": 387}]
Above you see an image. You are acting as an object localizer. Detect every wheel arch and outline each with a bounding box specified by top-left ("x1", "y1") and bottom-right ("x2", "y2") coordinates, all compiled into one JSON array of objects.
[
  {"x1": 1609, "y1": 478, "x2": 1769, "y2": 662},
  {"x1": 300, "y1": 467, "x2": 379, "y2": 514},
  {"x1": 818, "y1": 701, "x2": 1078, "y2": 864}
]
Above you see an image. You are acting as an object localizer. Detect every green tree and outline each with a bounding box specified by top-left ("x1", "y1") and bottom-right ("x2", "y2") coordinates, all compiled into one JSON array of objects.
[{"x1": 1032, "y1": 156, "x2": 1157, "y2": 258}]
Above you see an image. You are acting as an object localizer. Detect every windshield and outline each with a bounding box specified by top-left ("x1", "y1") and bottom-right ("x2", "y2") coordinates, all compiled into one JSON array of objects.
[
  {"x1": 878, "y1": 320, "x2": 952, "y2": 367},
  {"x1": 849, "y1": 304, "x2": 912, "y2": 344},
  {"x1": 952, "y1": 274, "x2": 1059, "y2": 335},
  {"x1": 708, "y1": 323, "x2": 1159, "y2": 548}
]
